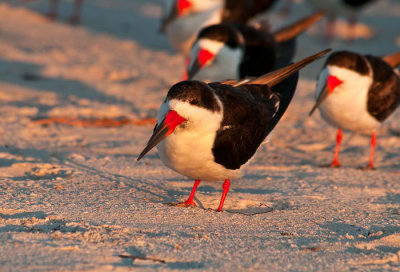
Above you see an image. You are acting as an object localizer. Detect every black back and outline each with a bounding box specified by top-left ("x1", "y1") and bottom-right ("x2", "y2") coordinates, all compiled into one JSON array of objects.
[
  {"x1": 210, "y1": 72, "x2": 299, "y2": 170},
  {"x1": 366, "y1": 55, "x2": 400, "y2": 121},
  {"x1": 236, "y1": 24, "x2": 277, "y2": 78},
  {"x1": 222, "y1": 0, "x2": 277, "y2": 23},
  {"x1": 274, "y1": 38, "x2": 296, "y2": 70}
]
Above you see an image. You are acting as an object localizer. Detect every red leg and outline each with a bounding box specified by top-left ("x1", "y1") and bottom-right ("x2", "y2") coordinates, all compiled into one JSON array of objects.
[
  {"x1": 184, "y1": 180, "x2": 200, "y2": 206},
  {"x1": 331, "y1": 128, "x2": 342, "y2": 167},
  {"x1": 217, "y1": 179, "x2": 230, "y2": 212},
  {"x1": 70, "y1": 0, "x2": 83, "y2": 24},
  {"x1": 365, "y1": 132, "x2": 376, "y2": 169},
  {"x1": 47, "y1": 0, "x2": 59, "y2": 20}
]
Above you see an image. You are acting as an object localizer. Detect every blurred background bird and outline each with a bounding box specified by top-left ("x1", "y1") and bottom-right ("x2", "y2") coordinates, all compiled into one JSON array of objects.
[
  {"x1": 309, "y1": 50, "x2": 400, "y2": 169},
  {"x1": 159, "y1": 0, "x2": 278, "y2": 56},
  {"x1": 281, "y1": 0, "x2": 376, "y2": 41},
  {"x1": 307, "y1": 0, "x2": 376, "y2": 41},
  {"x1": 186, "y1": 11, "x2": 325, "y2": 82}
]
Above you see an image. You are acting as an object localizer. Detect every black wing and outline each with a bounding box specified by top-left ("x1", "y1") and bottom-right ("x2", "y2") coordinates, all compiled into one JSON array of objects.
[
  {"x1": 366, "y1": 55, "x2": 400, "y2": 121},
  {"x1": 209, "y1": 72, "x2": 298, "y2": 170},
  {"x1": 222, "y1": 0, "x2": 277, "y2": 23},
  {"x1": 236, "y1": 24, "x2": 277, "y2": 78}
]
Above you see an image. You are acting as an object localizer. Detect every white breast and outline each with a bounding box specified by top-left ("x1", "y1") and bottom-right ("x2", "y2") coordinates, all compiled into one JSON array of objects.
[
  {"x1": 156, "y1": 99, "x2": 242, "y2": 181},
  {"x1": 316, "y1": 65, "x2": 380, "y2": 134},
  {"x1": 191, "y1": 39, "x2": 243, "y2": 82}
]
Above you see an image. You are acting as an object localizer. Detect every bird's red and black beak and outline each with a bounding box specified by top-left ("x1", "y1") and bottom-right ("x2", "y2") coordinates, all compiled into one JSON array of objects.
[
  {"x1": 309, "y1": 75, "x2": 343, "y2": 116},
  {"x1": 187, "y1": 48, "x2": 215, "y2": 79},
  {"x1": 137, "y1": 110, "x2": 186, "y2": 161},
  {"x1": 159, "y1": 0, "x2": 192, "y2": 33}
]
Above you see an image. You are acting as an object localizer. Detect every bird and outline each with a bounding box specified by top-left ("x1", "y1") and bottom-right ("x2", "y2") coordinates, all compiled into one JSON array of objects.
[
  {"x1": 306, "y1": 0, "x2": 376, "y2": 40},
  {"x1": 137, "y1": 49, "x2": 330, "y2": 212},
  {"x1": 159, "y1": 0, "x2": 278, "y2": 56},
  {"x1": 47, "y1": 0, "x2": 83, "y2": 24},
  {"x1": 309, "y1": 50, "x2": 400, "y2": 169},
  {"x1": 187, "y1": 11, "x2": 325, "y2": 82}
]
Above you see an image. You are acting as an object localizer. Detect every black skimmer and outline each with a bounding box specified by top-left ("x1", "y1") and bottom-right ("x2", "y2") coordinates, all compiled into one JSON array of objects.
[
  {"x1": 309, "y1": 50, "x2": 400, "y2": 169},
  {"x1": 187, "y1": 11, "x2": 325, "y2": 82},
  {"x1": 159, "y1": 0, "x2": 278, "y2": 56},
  {"x1": 137, "y1": 49, "x2": 330, "y2": 211},
  {"x1": 307, "y1": 0, "x2": 376, "y2": 40},
  {"x1": 47, "y1": 0, "x2": 83, "y2": 24}
]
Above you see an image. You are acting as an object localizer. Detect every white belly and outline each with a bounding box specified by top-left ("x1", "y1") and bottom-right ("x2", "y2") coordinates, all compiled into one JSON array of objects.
[
  {"x1": 319, "y1": 94, "x2": 380, "y2": 134},
  {"x1": 157, "y1": 129, "x2": 241, "y2": 181}
]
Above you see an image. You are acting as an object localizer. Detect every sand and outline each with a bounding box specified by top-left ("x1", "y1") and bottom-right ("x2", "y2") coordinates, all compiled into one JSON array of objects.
[{"x1": 0, "y1": 0, "x2": 400, "y2": 271}]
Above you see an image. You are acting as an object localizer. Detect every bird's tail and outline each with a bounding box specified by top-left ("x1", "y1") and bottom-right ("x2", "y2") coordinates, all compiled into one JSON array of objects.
[
  {"x1": 273, "y1": 10, "x2": 325, "y2": 43},
  {"x1": 272, "y1": 11, "x2": 325, "y2": 68},
  {"x1": 382, "y1": 51, "x2": 400, "y2": 68}
]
